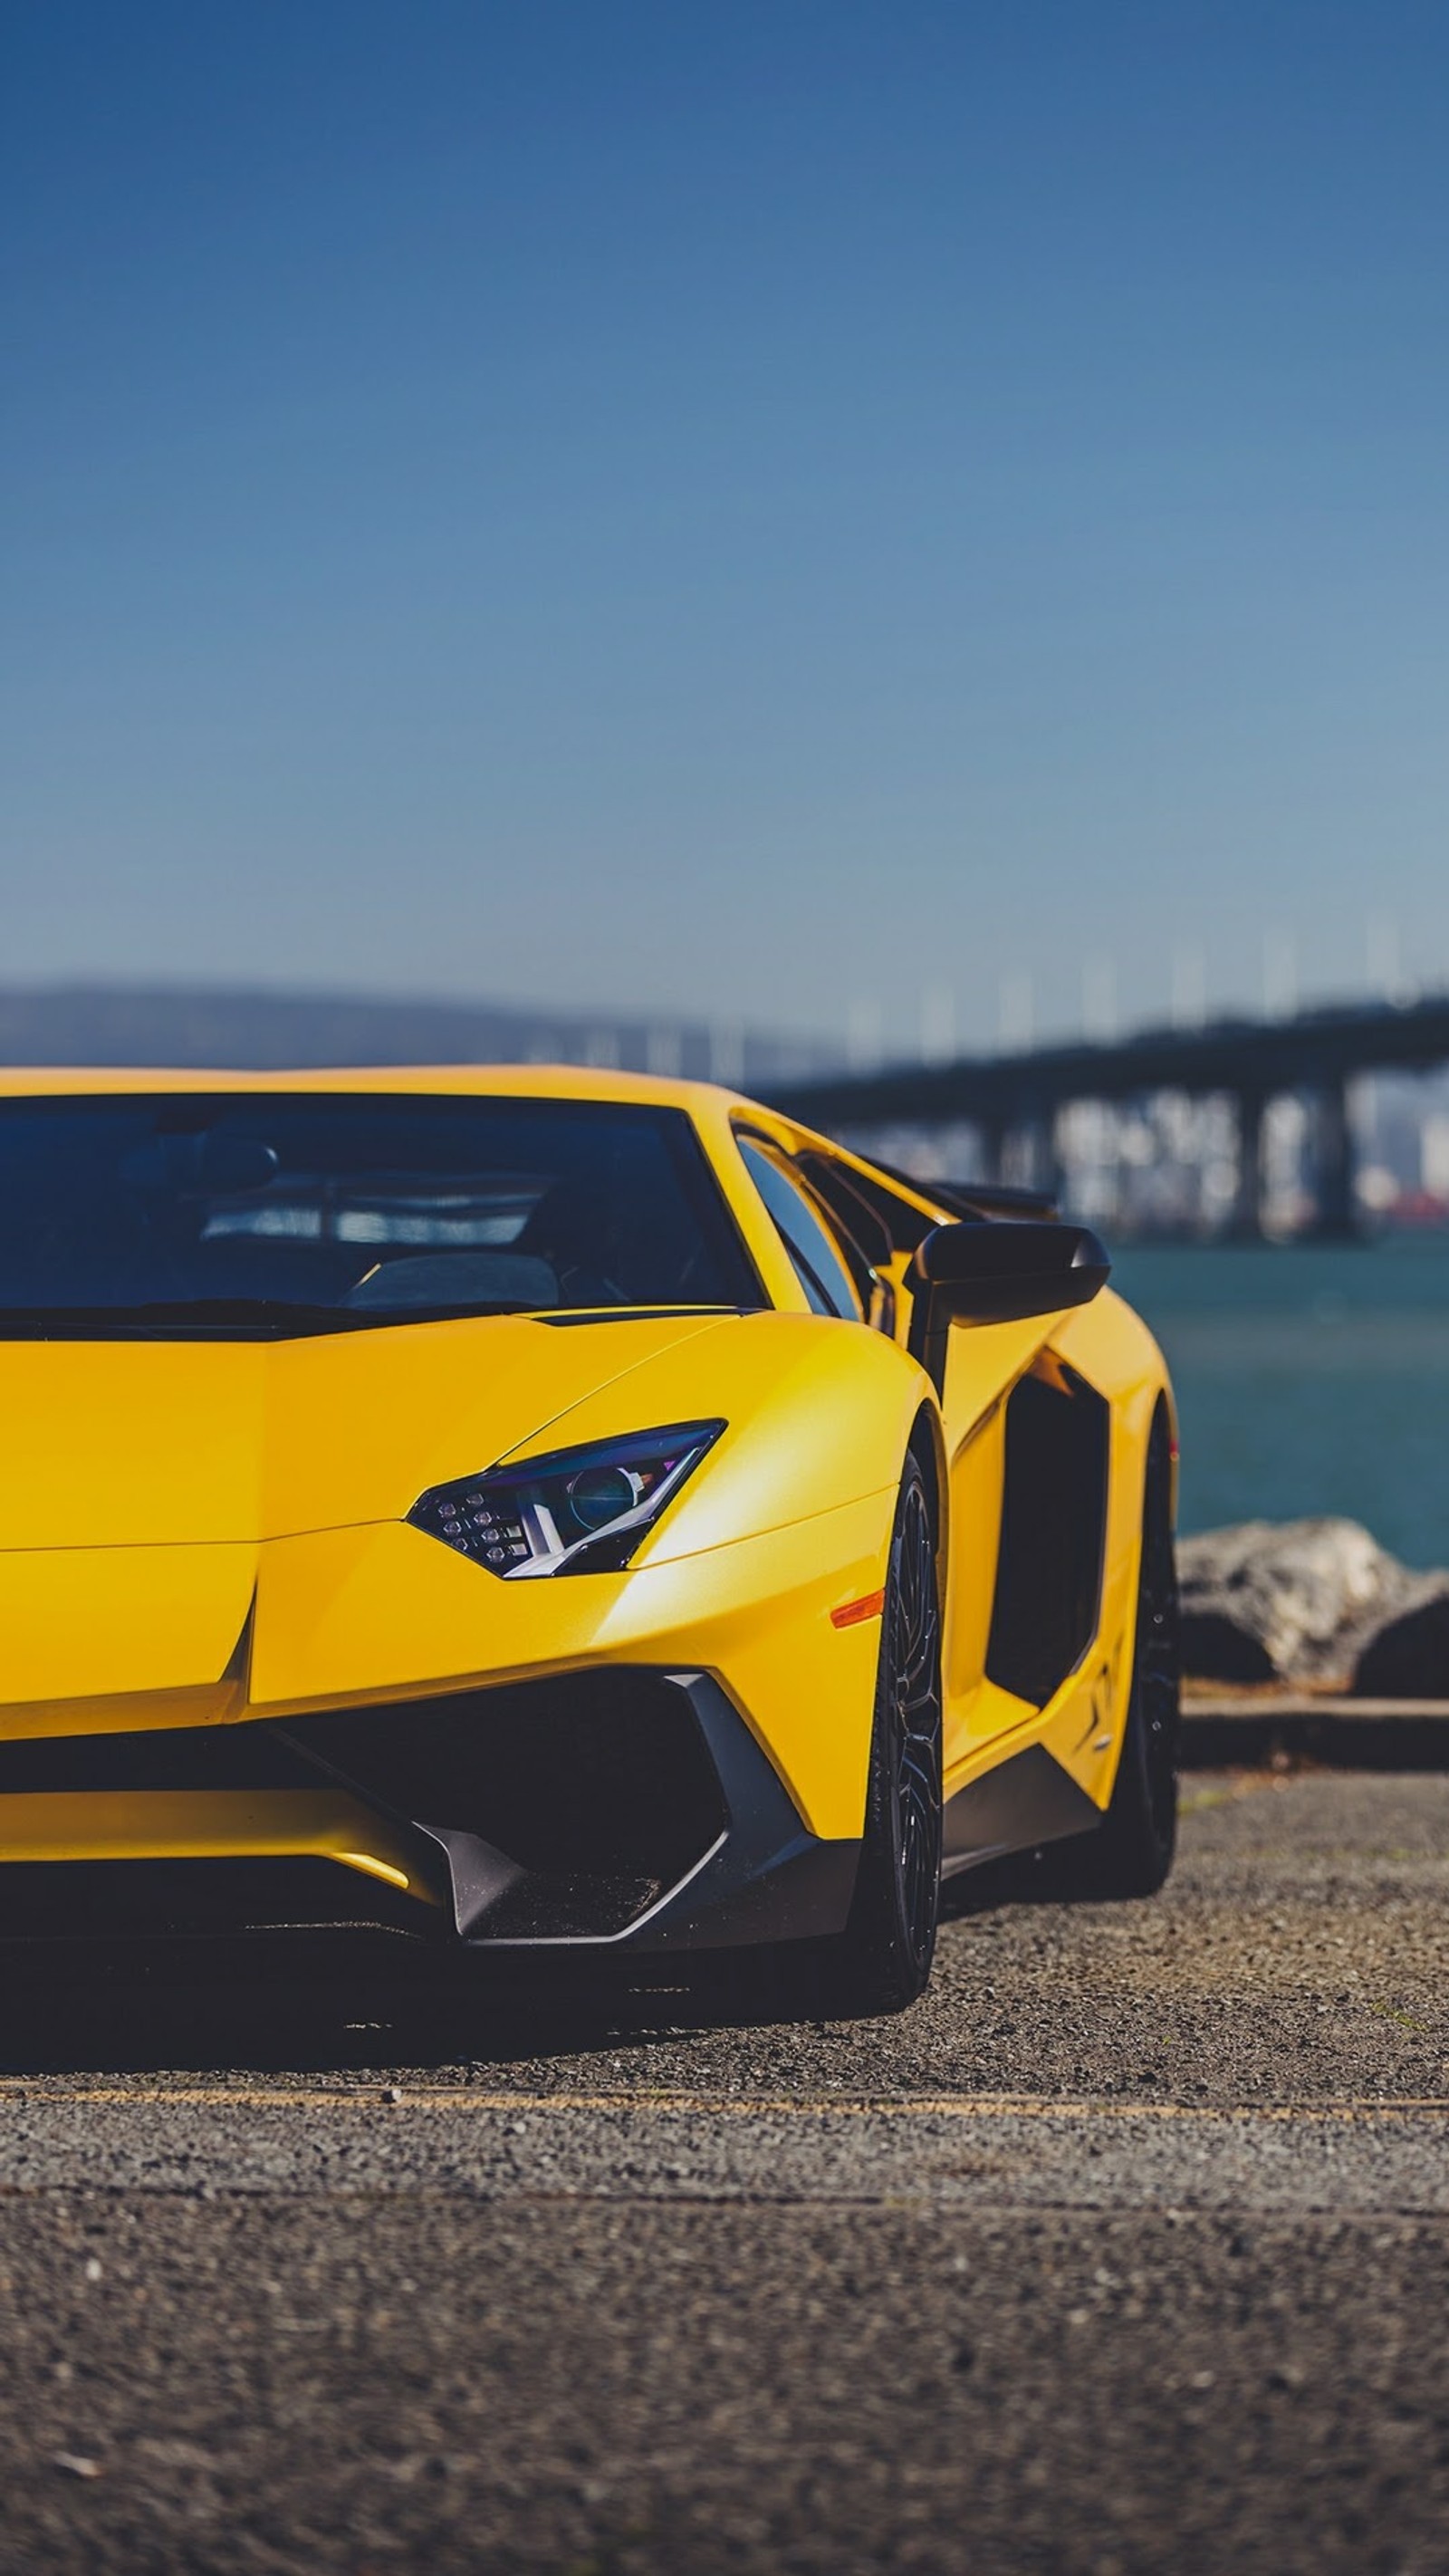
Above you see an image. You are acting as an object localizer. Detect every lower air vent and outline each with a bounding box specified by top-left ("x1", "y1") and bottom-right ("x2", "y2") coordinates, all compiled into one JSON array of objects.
[
  {"x1": 283, "y1": 1668, "x2": 729, "y2": 1940},
  {"x1": 0, "y1": 1668, "x2": 731, "y2": 1946}
]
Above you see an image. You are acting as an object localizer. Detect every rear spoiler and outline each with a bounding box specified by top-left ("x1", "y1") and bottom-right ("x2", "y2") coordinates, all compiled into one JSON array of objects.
[{"x1": 874, "y1": 1166, "x2": 1060, "y2": 1224}]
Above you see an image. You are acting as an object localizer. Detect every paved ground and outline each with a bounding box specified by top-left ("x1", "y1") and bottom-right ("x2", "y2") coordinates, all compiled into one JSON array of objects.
[{"x1": 0, "y1": 1770, "x2": 1445, "y2": 2574}]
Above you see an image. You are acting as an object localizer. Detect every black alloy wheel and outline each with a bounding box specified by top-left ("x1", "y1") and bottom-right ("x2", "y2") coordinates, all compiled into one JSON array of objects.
[{"x1": 829, "y1": 1453, "x2": 944, "y2": 2015}]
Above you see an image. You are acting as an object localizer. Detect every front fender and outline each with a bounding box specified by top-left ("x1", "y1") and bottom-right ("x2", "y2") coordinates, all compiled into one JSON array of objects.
[{"x1": 493, "y1": 1311, "x2": 937, "y2": 1570}]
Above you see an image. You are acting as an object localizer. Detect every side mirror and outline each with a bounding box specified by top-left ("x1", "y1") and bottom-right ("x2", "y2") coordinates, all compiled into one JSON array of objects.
[{"x1": 912, "y1": 1219, "x2": 1110, "y2": 1326}]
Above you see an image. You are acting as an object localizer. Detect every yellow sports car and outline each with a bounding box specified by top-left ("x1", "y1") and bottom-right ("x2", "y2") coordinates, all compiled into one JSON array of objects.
[{"x1": 0, "y1": 1067, "x2": 1178, "y2": 2013}]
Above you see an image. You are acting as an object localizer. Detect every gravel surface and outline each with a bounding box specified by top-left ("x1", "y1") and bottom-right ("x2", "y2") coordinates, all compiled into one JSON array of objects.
[{"x1": 0, "y1": 1770, "x2": 1445, "y2": 2573}]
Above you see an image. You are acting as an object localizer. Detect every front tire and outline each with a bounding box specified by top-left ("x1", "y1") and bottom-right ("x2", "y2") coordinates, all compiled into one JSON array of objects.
[{"x1": 827, "y1": 1455, "x2": 944, "y2": 2015}]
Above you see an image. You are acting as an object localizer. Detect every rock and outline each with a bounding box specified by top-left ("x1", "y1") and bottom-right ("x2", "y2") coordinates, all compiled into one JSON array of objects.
[
  {"x1": 1351, "y1": 1583, "x2": 1449, "y2": 1697},
  {"x1": 1177, "y1": 1518, "x2": 1425, "y2": 1688},
  {"x1": 1176, "y1": 1596, "x2": 1276, "y2": 1685}
]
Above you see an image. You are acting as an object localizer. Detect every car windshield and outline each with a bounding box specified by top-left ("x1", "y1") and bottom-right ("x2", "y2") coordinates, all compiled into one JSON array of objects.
[{"x1": 0, "y1": 1094, "x2": 761, "y2": 1333}]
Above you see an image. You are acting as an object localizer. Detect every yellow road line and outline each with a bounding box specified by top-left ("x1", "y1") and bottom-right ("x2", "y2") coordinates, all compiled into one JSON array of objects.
[{"x1": 0, "y1": 2087, "x2": 1444, "y2": 2121}]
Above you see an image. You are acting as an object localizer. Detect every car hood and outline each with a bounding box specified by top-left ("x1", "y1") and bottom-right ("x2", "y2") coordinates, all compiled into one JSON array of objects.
[{"x1": 0, "y1": 1312, "x2": 733, "y2": 1550}]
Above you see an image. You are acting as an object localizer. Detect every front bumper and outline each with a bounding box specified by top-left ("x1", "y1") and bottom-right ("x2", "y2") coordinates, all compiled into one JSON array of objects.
[
  {"x1": 0, "y1": 1484, "x2": 894, "y2": 1960},
  {"x1": 0, "y1": 1670, "x2": 861, "y2": 1958}
]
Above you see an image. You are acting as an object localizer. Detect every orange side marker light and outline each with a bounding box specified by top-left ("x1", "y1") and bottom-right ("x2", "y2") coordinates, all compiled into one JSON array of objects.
[{"x1": 830, "y1": 1588, "x2": 886, "y2": 1630}]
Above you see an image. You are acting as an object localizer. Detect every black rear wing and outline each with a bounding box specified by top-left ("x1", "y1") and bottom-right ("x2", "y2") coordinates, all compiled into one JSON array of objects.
[{"x1": 873, "y1": 1166, "x2": 1060, "y2": 1224}]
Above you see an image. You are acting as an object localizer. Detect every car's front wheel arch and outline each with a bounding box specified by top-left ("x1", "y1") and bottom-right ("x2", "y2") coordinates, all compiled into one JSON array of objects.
[{"x1": 824, "y1": 1450, "x2": 945, "y2": 2015}]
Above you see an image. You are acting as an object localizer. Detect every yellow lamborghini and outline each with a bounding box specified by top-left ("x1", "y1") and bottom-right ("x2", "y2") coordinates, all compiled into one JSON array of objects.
[{"x1": 0, "y1": 1066, "x2": 1178, "y2": 2014}]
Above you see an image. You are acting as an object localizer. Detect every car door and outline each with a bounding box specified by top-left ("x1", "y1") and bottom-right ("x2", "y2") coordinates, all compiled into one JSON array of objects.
[{"x1": 791, "y1": 1146, "x2": 1092, "y2": 1774}]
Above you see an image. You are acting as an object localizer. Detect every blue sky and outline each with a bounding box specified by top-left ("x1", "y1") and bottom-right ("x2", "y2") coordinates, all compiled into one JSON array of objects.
[{"x1": 3, "y1": 1, "x2": 1446, "y2": 1049}]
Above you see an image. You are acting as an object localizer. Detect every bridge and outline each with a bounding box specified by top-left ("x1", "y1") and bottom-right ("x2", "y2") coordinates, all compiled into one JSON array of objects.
[{"x1": 772, "y1": 994, "x2": 1449, "y2": 1238}]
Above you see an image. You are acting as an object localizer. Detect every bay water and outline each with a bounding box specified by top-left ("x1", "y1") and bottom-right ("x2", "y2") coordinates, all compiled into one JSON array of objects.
[{"x1": 1108, "y1": 1236, "x2": 1449, "y2": 1570}]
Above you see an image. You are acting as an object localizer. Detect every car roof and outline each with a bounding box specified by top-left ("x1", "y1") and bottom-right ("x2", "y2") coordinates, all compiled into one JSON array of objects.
[{"x1": 0, "y1": 1062, "x2": 736, "y2": 1107}]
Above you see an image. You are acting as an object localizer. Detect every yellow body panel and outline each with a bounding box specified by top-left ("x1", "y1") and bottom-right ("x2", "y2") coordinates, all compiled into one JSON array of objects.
[
  {"x1": 0, "y1": 1543, "x2": 255, "y2": 1707},
  {"x1": 246, "y1": 1499, "x2": 895, "y2": 1840},
  {"x1": 0, "y1": 1312, "x2": 726, "y2": 1549},
  {"x1": 0, "y1": 1064, "x2": 1174, "y2": 1895}
]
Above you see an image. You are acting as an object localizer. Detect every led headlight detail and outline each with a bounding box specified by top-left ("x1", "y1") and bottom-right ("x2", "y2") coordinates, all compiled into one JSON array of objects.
[{"x1": 408, "y1": 1421, "x2": 725, "y2": 1579}]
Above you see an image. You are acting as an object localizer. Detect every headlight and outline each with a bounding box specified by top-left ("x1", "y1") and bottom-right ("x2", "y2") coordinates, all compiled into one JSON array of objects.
[{"x1": 408, "y1": 1420, "x2": 725, "y2": 1578}]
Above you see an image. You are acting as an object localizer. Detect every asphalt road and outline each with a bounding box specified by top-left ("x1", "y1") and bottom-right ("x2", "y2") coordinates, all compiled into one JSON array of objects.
[{"x1": 0, "y1": 1769, "x2": 1445, "y2": 2576}]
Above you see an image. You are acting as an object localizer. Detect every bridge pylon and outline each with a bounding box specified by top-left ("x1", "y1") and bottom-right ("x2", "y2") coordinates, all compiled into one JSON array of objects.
[
  {"x1": 1309, "y1": 1072, "x2": 1358, "y2": 1242},
  {"x1": 1228, "y1": 1089, "x2": 1267, "y2": 1241}
]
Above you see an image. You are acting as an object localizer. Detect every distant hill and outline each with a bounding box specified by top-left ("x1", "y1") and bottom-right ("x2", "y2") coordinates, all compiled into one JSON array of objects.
[{"x1": 0, "y1": 984, "x2": 837, "y2": 1086}]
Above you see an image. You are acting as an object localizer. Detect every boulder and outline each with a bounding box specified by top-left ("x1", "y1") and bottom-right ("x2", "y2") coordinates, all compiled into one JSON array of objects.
[
  {"x1": 1351, "y1": 1584, "x2": 1449, "y2": 1698},
  {"x1": 1177, "y1": 1517, "x2": 1425, "y2": 1689}
]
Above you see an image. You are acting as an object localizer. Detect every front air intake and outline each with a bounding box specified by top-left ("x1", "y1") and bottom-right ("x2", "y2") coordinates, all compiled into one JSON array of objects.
[{"x1": 281, "y1": 1668, "x2": 730, "y2": 1939}]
